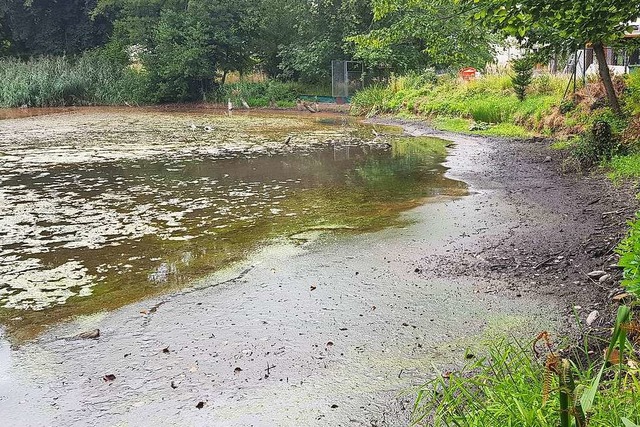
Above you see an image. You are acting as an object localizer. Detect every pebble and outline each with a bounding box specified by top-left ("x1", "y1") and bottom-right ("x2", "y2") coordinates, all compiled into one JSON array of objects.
[
  {"x1": 598, "y1": 274, "x2": 611, "y2": 284},
  {"x1": 587, "y1": 270, "x2": 606, "y2": 279},
  {"x1": 544, "y1": 156, "x2": 552, "y2": 163},
  {"x1": 586, "y1": 310, "x2": 599, "y2": 326}
]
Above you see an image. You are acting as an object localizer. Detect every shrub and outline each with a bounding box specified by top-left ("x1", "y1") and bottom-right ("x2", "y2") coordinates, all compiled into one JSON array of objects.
[
  {"x1": 570, "y1": 120, "x2": 619, "y2": 167},
  {"x1": 625, "y1": 69, "x2": 640, "y2": 114},
  {"x1": 511, "y1": 56, "x2": 535, "y2": 101}
]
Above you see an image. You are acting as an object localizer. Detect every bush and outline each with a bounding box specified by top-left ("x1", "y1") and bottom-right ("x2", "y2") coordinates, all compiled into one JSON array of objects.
[{"x1": 570, "y1": 118, "x2": 621, "y2": 167}]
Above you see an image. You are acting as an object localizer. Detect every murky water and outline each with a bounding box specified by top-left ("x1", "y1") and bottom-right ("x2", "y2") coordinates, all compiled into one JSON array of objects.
[{"x1": 0, "y1": 108, "x2": 466, "y2": 341}]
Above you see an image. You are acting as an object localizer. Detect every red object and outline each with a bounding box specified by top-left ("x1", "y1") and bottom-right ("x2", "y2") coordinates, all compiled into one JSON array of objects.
[{"x1": 459, "y1": 67, "x2": 477, "y2": 81}]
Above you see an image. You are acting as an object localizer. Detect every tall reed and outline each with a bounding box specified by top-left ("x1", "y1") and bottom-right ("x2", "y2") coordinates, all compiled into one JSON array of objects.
[{"x1": 0, "y1": 53, "x2": 151, "y2": 108}]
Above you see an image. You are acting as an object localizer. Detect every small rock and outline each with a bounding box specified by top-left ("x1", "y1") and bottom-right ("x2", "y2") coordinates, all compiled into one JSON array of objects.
[
  {"x1": 73, "y1": 329, "x2": 100, "y2": 340},
  {"x1": 586, "y1": 310, "x2": 599, "y2": 326},
  {"x1": 587, "y1": 270, "x2": 606, "y2": 279},
  {"x1": 598, "y1": 274, "x2": 611, "y2": 284},
  {"x1": 544, "y1": 156, "x2": 552, "y2": 163}
]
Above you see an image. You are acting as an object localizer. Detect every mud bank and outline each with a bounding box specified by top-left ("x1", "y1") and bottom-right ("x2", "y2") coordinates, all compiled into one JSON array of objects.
[{"x1": 0, "y1": 118, "x2": 562, "y2": 426}]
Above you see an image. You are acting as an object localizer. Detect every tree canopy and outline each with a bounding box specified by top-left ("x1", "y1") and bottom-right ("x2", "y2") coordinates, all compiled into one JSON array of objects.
[
  {"x1": 465, "y1": 0, "x2": 640, "y2": 114},
  {"x1": 349, "y1": 0, "x2": 495, "y2": 72}
]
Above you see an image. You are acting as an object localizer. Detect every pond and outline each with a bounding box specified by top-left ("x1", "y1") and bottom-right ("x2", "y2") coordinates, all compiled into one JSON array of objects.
[{"x1": 0, "y1": 108, "x2": 467, "y2": 341}]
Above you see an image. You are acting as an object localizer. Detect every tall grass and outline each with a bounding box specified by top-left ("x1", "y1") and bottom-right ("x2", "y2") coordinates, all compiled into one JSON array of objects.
[
  {"x1": 350, "y1": 72, "x2": 570, "y2": 132},
  {"x1": 413, "y1": 310, "x2": 640, "y2": 426},
  {"x1": 218, "y1": 80, "x2": 300, "y2": 107},
  {"x1": 0, "y1": 53, "x2": 151, "y2": 107}
]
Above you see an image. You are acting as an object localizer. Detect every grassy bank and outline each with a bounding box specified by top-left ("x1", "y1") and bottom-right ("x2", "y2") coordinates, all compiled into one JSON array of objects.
[{"x1": 351, "y1": 71, "x2": 572, "y2": 138}]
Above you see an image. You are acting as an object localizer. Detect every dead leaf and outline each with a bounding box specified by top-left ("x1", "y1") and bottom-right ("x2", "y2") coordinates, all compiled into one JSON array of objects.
[
  {"x1": 103, "y1": 374, "x2": 116, "y2": 382},
  {"x1": 196, "y1": 401, "x2": 205, "y2": 409},
  {"x1": 140, "y1": 310, "x2": 148, "y2": 315},
  {"x1": 612, "y1": 293, "x2": 632, "y2": 302},
  {"x1": 607, "y1": 348, "x2": 621, "y2": 365}
]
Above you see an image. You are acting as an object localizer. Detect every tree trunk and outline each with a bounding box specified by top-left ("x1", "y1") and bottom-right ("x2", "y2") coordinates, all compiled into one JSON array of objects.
[{"x1": 593, "y1": 41, "x2": 622, "y2": 116}]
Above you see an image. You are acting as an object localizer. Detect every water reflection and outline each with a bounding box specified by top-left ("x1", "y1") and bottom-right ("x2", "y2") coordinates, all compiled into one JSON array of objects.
[{"x1": 0, "y1": 110, "x2": 466, "y2": 339}]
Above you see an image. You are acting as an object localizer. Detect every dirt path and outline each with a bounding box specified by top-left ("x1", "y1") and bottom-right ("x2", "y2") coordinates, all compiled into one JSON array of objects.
[{"x1": 1, "y1": 117, "x2": 633, "y2": 427}]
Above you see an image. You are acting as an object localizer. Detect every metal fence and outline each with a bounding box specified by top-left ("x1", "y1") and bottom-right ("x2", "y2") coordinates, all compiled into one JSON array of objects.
[{"x1": 331, "y1": 60, "x2": 364, "y2": 98}]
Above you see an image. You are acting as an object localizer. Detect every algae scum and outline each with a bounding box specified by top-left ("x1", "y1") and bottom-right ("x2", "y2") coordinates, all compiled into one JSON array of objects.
[{"x1": 0, "y1": 108, "x2": 466, "y2": 340}]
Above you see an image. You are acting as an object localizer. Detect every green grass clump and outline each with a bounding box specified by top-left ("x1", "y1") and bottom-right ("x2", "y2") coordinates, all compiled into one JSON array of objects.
[
  {"x1": 616, "y1": 212, "x2": 640, "y2": 297},
  {"x1": 413, "y1": 329, "x2": 640, "y2": 426},
  {"x1": 607, "y1": 153, "x2": 640, "y2": 181},
  {"x1": 431, "y1": 117, "x2": 472, "y2": 133},
  {"x1": 350, "y1": 84, "x2": 392, "y2": 116}
]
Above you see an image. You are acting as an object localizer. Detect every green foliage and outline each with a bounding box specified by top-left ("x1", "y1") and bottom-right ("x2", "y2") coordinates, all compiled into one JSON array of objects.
[
  {"x1": 0, "y1": 54, "x2": 151, "y2": 107},
  {"x1": 275, "y1": 0, "x2": 372, "y2": 82},
  {"x1": 626, "y1": 69, "x2": 640, "y2": 114},
  {"x1": 413, "y1": 329, "x2": 640, "y2": 426},
  {"x1": 560, "y1": 100, "x2": 576, "y2": 114},
  {"x1": 607, "y1": 154, "x2": 640, "y2": 181},
  {"x1": 570, "y1": 120, "x2": 620, "y2": 168},
  {"x1": 468, "y1": 0, "x2": 640, "y2": 115},
  {"x1": 511, "y1": 56, "x2": 534, "y2": 101},
  {"x1": 0, "y1": 0, "x2": 110, "y2": 56},
  {"x1": 616, "y1": 213, "x2": 640, "y2": 297},
  {"x1": 350, "y1": 85, "x2": 392, "y2": 116},
  {"x1": 349, "y1": 0, "x2": 494, "y2": 72},
  {"x1": 219, "y1": 81, "x2": 300, "y2": 107}
]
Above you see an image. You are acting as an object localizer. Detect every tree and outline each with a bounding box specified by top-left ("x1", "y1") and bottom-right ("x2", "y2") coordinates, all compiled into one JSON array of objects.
[
  {"x1": 349, "y1": 0, "x2": 495, "y2": 73},
  {"x1": 277, "y1": 0, "x2": 373, "y2": 82},
  {"x1": 467, "y1": 0, "x2": 640, "y2": 115},
  {"x1": 96, "y1": 0, "x2": 259, "y2": 101},
  {"x1": 511, "y1": 55, "x2": 533, "y2": 101},
  {"x1": 0, "y1": 0, "x2": 110, "y2": 56}
]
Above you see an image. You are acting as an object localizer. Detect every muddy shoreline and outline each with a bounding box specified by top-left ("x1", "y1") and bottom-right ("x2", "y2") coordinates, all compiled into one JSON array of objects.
[
  {"x1": 1, "y1": 114, "x2": 635, "y2": 426},
  {"x1": 373, "y1": 117, "x2": 637, "y2": 333}
]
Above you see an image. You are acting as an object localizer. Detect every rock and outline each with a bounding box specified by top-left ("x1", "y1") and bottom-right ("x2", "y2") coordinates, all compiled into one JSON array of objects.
[
  {"x1": 544, "y1": 156, "x2": 552, "y2": 163},
  {"x1": 598, "y1": 274, "x2": 611, "y2": 284},
  {"x1": 73, "y1": 329, "x2": 100, "y2": 340},
  {"x1": 586, "y1": 310, "x2": 599, "y2": 326},
  {"x1": 587, "y1": 270, "x2": 606, "y2": 279}
]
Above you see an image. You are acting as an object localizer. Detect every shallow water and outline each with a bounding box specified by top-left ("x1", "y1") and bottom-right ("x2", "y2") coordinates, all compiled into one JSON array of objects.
[{"x1": 0, "y1": 108, "x2": 466, "y2": 341}]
